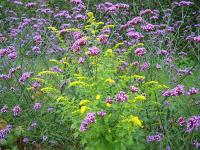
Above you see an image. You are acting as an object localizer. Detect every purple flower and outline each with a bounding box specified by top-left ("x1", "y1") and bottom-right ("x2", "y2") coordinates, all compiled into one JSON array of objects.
[
  {"x1": 50, "y1": 66, "x2": 63, "y2": 73},
  {"x1": 72, "y1": 31, "x2": 83, "y2": 40},
  {"x1": 0, "y1": 125, "x2": 12, "y2": 140},
  {"x1": 141, "y1": 24, "x2": 156, "y2": 32},
  {"x1": 78, "y1": 57, "x2": 85, "y2": 64},
  {"x1": 127, "y1": 31, "x2": 144, "y2": 40},
  {"x1": 1, "y1": 105, "x2": 8, "y2": 113},
  {"x1": 98, "y1": 34, "x2": 109, "y2": 44},
  {"x1": 186, "y1": 116, "x2": 200, "y2": 132},
  {"x1": 188, "y1": 87, "x2": 199, "y2": 95},
  {"x1": 70, "y1": 0, "x2": 82, "y2": 4},
  {"x1": 33, "y1": 103, "x2": 42, "y2": 111},
  {"x1": 130, "y1": 86, "x2": 139, "y2": 93},
  {"x1": 12, "y1": 105, "x2": 22, "y2": 116},
  {"x1": 88, "y1": 46, "x2": 100, "y2": 56},
  {"x1": 174, "y1": 1, "x2": 194, "y2": 7},
  {"x1": 115, "y1": 91, "x2": 128, "y2": 102},
  {"x1": 18, "y1": 72, "x2": 34, "y2": 84},
  {"x1": 23, "y1": 138, "x2": 29, "y2": 144},
  {"x1": 8, "y1": 52, "x2": 17, "y2": 60},
  {"x1": 34, "y1": 33, "x2": 42, "y2": 46},
  {"x1": 134, "y1": 47, "x2": 146, "y2": 56},
  {"x1": 71, "y1": 37, "x2": 87, "y2": 52},
  {"x1": 156, "y1": 64, "x2": 162, "y2": 69},
  {"x1": 25, "y1": 2, "x2": 36, "y2": 8},
  {"x1": 140, "y1": 62, "x2": 150, "y2": 71},
  {"x1": 32, "y1": 46, "x2": 41, "y2": 54},
  {"x1": 32, "y1": 82, "x2": 41, "y2": 89},
  {"x1": 80, "y1": 112, "x2": 96, "y2": 132},
  {"x1": 105, "y1": 96, "x2": 113, "y2": 104},
  {"x1": 97, "y1": 110, "x2": 106, "y2": 117},
  {"x1": 147, "y1": 133, "x2": 163, "y2": 143},
  {"x1": 194, "y1": 36, "x2": 200, "y2": 43},
  {"x1": 162, "y1": 85, "x2": 185, "y2": 97},
  {"x1": 140, "y1": 9, "x2": 152, "y2": 16},
  {"x1": 177, "y1": 116, "x2": 185, "y2": 126}
]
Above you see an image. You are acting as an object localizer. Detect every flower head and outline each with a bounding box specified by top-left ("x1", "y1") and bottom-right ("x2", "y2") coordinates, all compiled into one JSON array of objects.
[{"x1": 115, "y1": 91, "x2": 128, "y2": 102}]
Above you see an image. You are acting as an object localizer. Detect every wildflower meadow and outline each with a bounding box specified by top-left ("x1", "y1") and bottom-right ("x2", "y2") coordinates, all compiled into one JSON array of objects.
[{"x1": 0, "y1": 0, "x2": 200, "y2": 149}]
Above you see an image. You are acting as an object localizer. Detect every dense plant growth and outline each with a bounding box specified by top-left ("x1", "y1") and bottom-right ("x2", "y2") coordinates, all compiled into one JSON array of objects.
[{"x1": 0, "y1": 0, "x2": 199, "y2": 149}]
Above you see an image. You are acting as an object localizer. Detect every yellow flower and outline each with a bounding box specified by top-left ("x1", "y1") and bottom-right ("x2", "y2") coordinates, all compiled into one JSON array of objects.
[
  {"x1": 105, "y1": 49, "x2": 114, "y2": 57},
  {"x1": 80, "y1": 106, "x2": 88, "y2": 114},
  {"x1": 144, "y1": 81, "x2": 158, "y2": 86},
  {"x1": 79, "y1": 100, "x2": 90, "y2": 106},
  {"x1": 130, "y1": 116, "x2": 143, "y2": 127},
  {"x1": 87, "y1": 12, "x2": 94, "y2": 18},
  {"x1": 56, "y1": 97, "x2": 66, "y2": 102},
  {"x1": 103, "y1": 25, "x2": 115, "y2": 29},
  {"x1": 131, "y1": 75, "x2": 145, "y2": 80},
  {"x1": 96, "y1": 94, "x2": 100, "y2": 100},
  {"x1": 135, "y1": 95, "x2": 146, "y2": 101},
  {"x1": 38, "y1": 70, "x2": 59, "y2": 76},
  {"x1": 106, "y1": 103, "x2": 111, "y2": 107},
  {"x1": 31, "y1": 78, "x2": 46, "y2": 83},
  {"x1": 105, "y1": 78, "x2": 115, "y2": 85},
  {"x1": 69, "y1": 81, "x2": 88, "y2": 87}
]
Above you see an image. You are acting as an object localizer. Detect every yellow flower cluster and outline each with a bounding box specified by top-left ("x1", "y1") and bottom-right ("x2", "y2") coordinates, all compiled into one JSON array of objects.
[
  {"x1": 130, "y1": 116, "x2": 143, "y2": 128},
  {"x1": 135, "y1": 95, "x2": 146, "y2": 102}
]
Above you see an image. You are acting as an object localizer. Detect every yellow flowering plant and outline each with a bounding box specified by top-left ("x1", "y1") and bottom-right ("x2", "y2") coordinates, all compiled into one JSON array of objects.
[{"x1": 27, "y1": 12, "x2": 173, "y2": 150}]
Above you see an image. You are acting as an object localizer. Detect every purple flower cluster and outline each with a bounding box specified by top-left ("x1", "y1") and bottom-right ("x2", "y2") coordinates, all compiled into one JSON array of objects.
[
  {"x1": 25, "y1": 2, "x2": 36, "y2": 8},
  {"x1": 162, "y1": 85, "x2": 185, "y2": 97},
  {"x1": 71, "y1": 37, "x2": 87, "y2": 52},
  {"x1": 88, "y1": 46, "x2": 100, "y2": 56},
  {"x1": 187, "y1": 87, "x2": 199, "y2": 95},
  {"x1": 177, "y1": 116, "x2": 185, "y2": 126},
  {"x1": 141, "y1": 23, "x2": 156, "y2": 32},
  {"x1": 0, "y1": 125, "x2": 12, "y2": 140},
  {"x1": 33, "y1": 103, "x2": 42, "y2": 111},
  {"x1": 18, "y1": 72, "x2": 34, "y2": 84},
  {"x1": 96, "y1": 2, "x2": 129, "y2": 15},
  {"x1": 193, "y1": 36, "x2": 200, "y2": 43},
  {"x1": 173, "y1": 1, "x2": 194, "y2": 7},
  {"x1": 120, "y1": 16, "x2": 143, "y2": 30},
  {"x1": 127, "y1": 31, "x2": 144, "y2": 40},
  {"x1": 186, "y1": 116, "x2": 200, "y2": 132},
  {"x1": 12, "y1": 105, "x2": 22, "y2": 116},
  {"x1": 97, "y1": 110, "x2": 106, "y2": 117},
  {"x1": 0, "y1": 105, "x2": 8, "y2": 113},
  {"x1": 147, "y1": 133, "x2": 163, "y2": 143},
  {"x1": 80, "y1": 112, "x2": 96, "y2": 132},
  {"x1": 115, "y1": 91, "x2": 128, "y2": 102},
  {"x1": 134, "y1": 47, "x2": 146, "y2": 56},
  {"x1": 140, "y1": 62, "x2": 150, "y2": 71},
  {"x1": 98, "y1": 34, "x2": 109, "y2": 44},
  {"x1": 0, "y1": 46, "x2": 17, "y2": 60},
  {"x1": 130, "y1": 86, "x2": 139, "y2": 94},
  {"x1": 0, "y1": 66, "x2": 21, "y2": 79},
  {"x1": 50, "y1": 66, "x2": 63, "y2": 73},
  {"x1": 105, "y1": 96, "x2": 113, "y2": 104}
]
